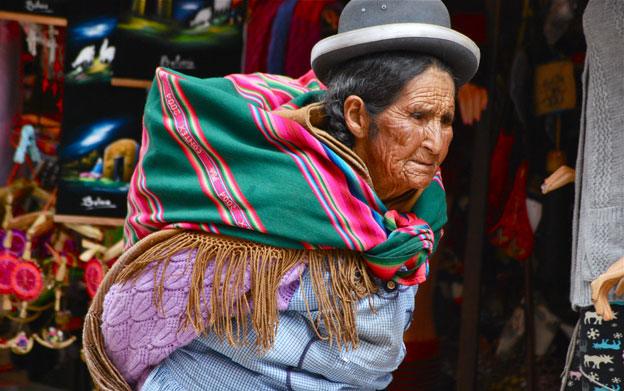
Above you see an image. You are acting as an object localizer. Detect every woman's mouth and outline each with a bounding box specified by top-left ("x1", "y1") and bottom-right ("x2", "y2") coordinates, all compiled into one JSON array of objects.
[
  {"x1": 404, "y1": 160, "x2": 436, "y2": 177},
  {"x1": 409, "y1": 159, "x2": 435, "y2": 168}
]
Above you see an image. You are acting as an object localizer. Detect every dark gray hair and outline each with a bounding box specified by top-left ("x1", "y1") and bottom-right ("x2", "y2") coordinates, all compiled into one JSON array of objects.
[{"x1": 322, "y1": 52, "x2": 456, "y2": 148}]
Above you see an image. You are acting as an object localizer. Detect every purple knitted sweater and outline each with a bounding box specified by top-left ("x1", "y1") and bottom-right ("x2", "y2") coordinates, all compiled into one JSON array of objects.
[{"x1": 101, "y1": 250, "x2": 304, "y2": 389}]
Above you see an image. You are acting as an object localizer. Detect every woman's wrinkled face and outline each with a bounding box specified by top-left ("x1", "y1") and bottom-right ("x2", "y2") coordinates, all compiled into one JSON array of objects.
[{"x1": 348, "y1": 67, "x2": 455, "y2": 201}]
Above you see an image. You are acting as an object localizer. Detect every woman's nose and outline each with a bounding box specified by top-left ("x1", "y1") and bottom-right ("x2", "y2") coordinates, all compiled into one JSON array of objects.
[{"x1": 422, "y1": 124, "x2": 443, "y2": 155}]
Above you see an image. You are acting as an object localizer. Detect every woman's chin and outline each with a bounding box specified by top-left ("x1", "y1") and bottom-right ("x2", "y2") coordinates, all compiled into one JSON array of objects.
[{"x1": 405, "y1": 173, "x2": 435, "y2": 190}]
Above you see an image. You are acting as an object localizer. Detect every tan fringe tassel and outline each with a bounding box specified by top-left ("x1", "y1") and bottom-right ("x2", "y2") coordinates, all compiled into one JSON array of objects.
[{"x1": 117, "y1": 231, "x2": 377, "y2": 351}]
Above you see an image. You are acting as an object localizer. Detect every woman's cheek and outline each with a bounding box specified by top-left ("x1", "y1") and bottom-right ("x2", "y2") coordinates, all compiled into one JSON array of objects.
[
  {"x1": 394, "y1": 123, "x2": 421, "y2": 146},
  {"x1": 374, "y1": 143, "x2": 403, "y2": 180},
  {"x1": 439, "y1": 130, "x2": 453, "y2": 162}
]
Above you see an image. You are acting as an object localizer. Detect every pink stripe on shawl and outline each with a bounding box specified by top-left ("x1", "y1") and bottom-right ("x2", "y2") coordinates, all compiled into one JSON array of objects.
[
  {"x1": 262, "y1": 110, "x2": 386, "y2": 250},
  {"x1": 158, "y1": 70, "x2": 253, "y2": 230},
  {"x1": 171, "y1": 75, "x2": 265, "y2": 232}
]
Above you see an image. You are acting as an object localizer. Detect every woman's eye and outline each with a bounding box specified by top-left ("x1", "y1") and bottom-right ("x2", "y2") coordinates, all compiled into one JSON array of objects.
[
  {"x1": 442, "y1": 117, "x2": 454, "y2": 126},
  {"x1": 412, "y1": 112, "x2": 424, "y2": 120}
]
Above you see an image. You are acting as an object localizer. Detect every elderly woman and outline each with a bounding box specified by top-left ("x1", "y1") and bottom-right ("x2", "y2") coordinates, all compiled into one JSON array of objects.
[{"x1": 84, "y1": 1, "x2": 479, "y2": 390}]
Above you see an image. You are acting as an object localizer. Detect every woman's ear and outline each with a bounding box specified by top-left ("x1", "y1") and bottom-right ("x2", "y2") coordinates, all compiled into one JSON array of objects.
[{"x1": 344, "y1": 95, "x2": 370, "y2": 140}]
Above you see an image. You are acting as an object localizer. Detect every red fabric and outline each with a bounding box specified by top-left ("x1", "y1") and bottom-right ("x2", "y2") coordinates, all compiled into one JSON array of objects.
[
  {"x1": 243, "y1": 0, "x2": 284, "y2": 73},
  {"x1": 284, "y1": 0, "x2": 332, "y2": 78},
  {"x1": 403, "y1": 338, "x2": 440, "y2": 362},
  {"x1": 486, "y1": 130, "x2": 514, "y2": 229},
  {"x1": 489, "y1": 161, "x2": 534, "y2": 261},
  {"x1": 451, "y1": 13, "x2": 487, "y2": 45}
]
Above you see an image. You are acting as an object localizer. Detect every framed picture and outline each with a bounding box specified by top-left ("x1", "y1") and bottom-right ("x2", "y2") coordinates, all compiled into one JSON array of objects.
[{"x1": 112, "y1": 0, "x2": 245, "y2": 81}]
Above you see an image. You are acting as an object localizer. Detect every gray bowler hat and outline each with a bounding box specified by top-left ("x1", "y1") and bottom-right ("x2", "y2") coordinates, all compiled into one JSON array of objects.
[{"x1": 311, "y1": 0, "x2": 481, "y2": 85}]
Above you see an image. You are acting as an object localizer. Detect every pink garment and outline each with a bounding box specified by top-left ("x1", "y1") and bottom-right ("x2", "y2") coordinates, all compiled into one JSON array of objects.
[{"x1": 101, "y1": 249, "x2": 304, "y2": 388}]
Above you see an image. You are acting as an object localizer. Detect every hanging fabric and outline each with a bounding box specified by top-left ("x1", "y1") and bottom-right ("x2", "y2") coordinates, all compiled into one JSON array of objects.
[
  {"x1": 0, "y1": 21, "x2": 22, "y2": 184},
  {"x1": 486, "y1": 129, "x2": 515, "y2": 229},
  {"x1": 242, "y1": 0, "x2": 284, "y2": 73},
  {"x1": 266, "y1": 0, "x2": 298, "y2": 74},
  {"x1": 489, "y1": 161, "x2": 535, "y2": 261},
  {"x1": 283, "y1": 0, "x2": 333, "y2": 78}
]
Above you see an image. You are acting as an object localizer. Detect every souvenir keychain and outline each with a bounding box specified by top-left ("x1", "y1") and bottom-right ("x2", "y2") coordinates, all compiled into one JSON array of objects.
[
  {"x1": 80, "y1": 235, "x2": 122, "y2": 298},
  {"x1": 0, "y1": 193, "x2": 27, "y2": 257},
  {"x1": 0, "y1": 194, "x2": 20, "y2": 311},
  {"x1": 7, "y1": 124, "x2": 42, "y2": 184},
  {"x1": 1, "y1": 185, "x2": 54, "y2": 315},
  {"x1": 33, "y1": 245, "x2": 76, "y2": 350},
  {"x1": 10, "y1": 214, "x2": 46, "y2": 319},
  {"x1": 8, "y1": 330, "x2": 34, "y2": 355},
  {"x1": 0, "y1": 253, "x2": 18, "y2": 311},
  {"x1": 80, "y1": 239, "x2": 107, "y2": 299}
]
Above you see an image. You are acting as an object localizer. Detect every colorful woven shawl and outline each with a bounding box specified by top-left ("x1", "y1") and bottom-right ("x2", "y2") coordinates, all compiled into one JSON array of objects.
[{"x1": 125, "y1": 67, "x2": 447, "y2": 285}]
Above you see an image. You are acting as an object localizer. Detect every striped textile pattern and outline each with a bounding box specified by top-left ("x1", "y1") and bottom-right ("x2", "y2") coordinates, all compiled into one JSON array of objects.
[{"x1": 125, "y1": 67, "x2": 447, "y2": 285}]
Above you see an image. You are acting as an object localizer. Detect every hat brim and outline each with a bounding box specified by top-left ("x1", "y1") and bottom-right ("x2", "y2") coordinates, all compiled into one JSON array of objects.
[{"x1": 311, "y1": 23, "x2": 481, "y2": 86}]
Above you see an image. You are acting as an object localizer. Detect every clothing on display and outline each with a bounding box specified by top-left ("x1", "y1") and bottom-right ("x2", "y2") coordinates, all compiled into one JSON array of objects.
[
  {"x1": 243, "y1": 0, "x2": 343, "y2": 78},
  {"x1": 570, "y1": 0, "x2": 624, "y2": 309},
  {"x1": 242, "y1": 0, "x2": 284, "y2": 73},
  {"x1": 284, "y1": 0, "x2": 333, "y2": 78},
  {"x1": 563, "y1": 304, "x2": 624, "y2": 391},
  {"x1": 266, "y1": 0, "x2": 297, "y2": 74},
  {"x1": 489, "y1": 161, "x2": 534, "y2": 261},
  {"x1": 0, "y1": 21, "x2": 21, "y2": 183}
]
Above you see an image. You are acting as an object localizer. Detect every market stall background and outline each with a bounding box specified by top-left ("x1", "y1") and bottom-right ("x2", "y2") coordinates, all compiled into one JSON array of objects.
[{"x1": 0, "y1": 0, "x2": 588, "y2": 389}]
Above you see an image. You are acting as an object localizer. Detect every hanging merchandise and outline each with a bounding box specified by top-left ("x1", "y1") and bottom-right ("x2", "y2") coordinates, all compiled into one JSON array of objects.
[
  {"x1": 1, "y1": 195, "x2": 23, "y2": 311},
  {"x1": 545, "y1": 116, "x2": 568, "y2": 175},
  {"x1": 113, "y1": 0, "x2": 246, "y2": 81},
  {"x1": 457, "y1": 82, "x2": 488, "y2": 125},
  {"x1": 243, "y1": 0, "x2": 284, "y2": 73},
  {"x1": 509, "y1": 50, "x2": 531, "y2": 126},
  {"x1": 38, "y1": 24, "x2": 64, "y2": 97},
  {"x1": 489, "y1": 161, "x2": 535, "y2": 261},
  {"x1": 563, "y1": 305, "x2": 624, "y2": 391},
  {"x1": 3, "y1": 331, "x2": 34, "y2": 355},
  {"x1": 9, "y1": 17, "x2": 66, "y2": 198},
  {"x1": 496, "y1": 302, "x2": 565, "y2": 357},
  {"x1": 534, "y1": 60, "x2": 576, "y2": 116},
  {"x1": 284, "y1": 0, "x2": 339, "y2": 78},
  {"x1": 64, "y1": 18, "x2": 117, "y2": 85},
  {"x1": 543, "y1": 0, "x2": 577, "y2": 47},
  {"x1": 486, "y1": 130, "x2": 514, "y2": 229},
  {"x1": 30, "y1": 244, "x2": 77, "y2": 350},
  {"x1": 0, "y1": 227, "x2": 27, "y2": 259},
  {"x1": 33, "y1": 325, "x2": 76, "y2": 349},
  {"x1": 11, "y1": 259, "x2": 43, "y2": 304},
  {"x1": 0, "y1": 21, "x2": 22, "y2": 184},
  {"x1": 55, "y1": 86, "x2": 145, "y2": 218},
  {"x1": 9, "y1": 193, "x2": 52, "y2": 313},
  {"x1": 0, "y1": 180, "x2": 119, "y2": 361},
  {"x1": 80, "y1": 237, "x2": 120, "y2": 298},
  {"x1": 19, "y1": 21, "x2": 65, "y2": 112},
  {"x1": 525, "y1": 198, "x2": 542, "y2": 234},
  {"x1": 54, "y1": 5, "x2": 146, "y2": 218},
  {"x1": 266, "y1": 0, "x2": 297, "y2": 74},
  {"x1": 7, "y1": 124, "x2": 42, "y2": 184},
  {"x1": 535, "y1": 61, "x2": 577, "y2": 185},
  {"x1": 84, "y1": 258, "x2": 103, "y2": 298}
]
